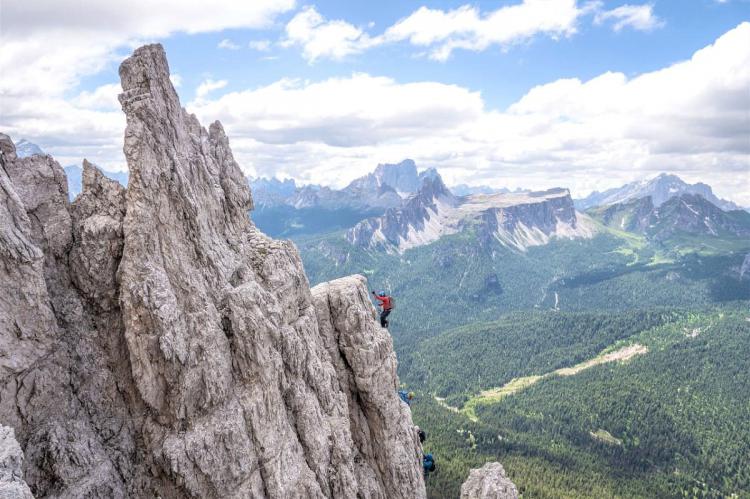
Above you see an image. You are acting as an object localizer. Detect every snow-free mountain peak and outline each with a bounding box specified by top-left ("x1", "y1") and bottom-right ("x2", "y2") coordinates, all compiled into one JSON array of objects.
[
  {"x1": 13, "y1": 139, "x2": 44, "y2": 158},
  {"x1": 590, "y1": 192, "x2": 750, "y2": 241},
  {"x1": 371, "y1": 158, "x2": 421, "y2": 194},
  {"x1": 576, "y1": 172, "x2": 739, "y2": 211}
]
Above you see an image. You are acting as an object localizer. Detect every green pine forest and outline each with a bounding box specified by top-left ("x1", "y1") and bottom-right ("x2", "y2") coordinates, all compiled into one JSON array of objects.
[{"x1": 295, "y1": 222, "x2": 750, "y2": 498}]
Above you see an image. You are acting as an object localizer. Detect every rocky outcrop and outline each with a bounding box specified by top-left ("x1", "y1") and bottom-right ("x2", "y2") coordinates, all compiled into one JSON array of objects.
[
  {"x1": 311, "y1": 276, "x2": 424, "y2": 498},
  {"x1": 460, "y1": 462, "x2": 519, "y2": 499},
  {"x1": 0, "y1": 425, "x2": 34, "y2": 499},
  {"x1": 0, "y1": 43, "x2": 424, "y2": 498}
]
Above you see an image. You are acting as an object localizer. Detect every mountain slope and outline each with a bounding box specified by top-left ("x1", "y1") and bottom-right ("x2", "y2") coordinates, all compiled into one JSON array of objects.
[
  {"x1": 347, "y1": 173, "x2": 459, "y2": 251},
  {"x1": 576, "y1": 173, "x2": 740, "y2": 211},
  {"x1": 408, "y1": 308, "x2": 750, "y2": 498},
  {"x1": 591, "y1": 193, "x2": 750, "y2": 241}
]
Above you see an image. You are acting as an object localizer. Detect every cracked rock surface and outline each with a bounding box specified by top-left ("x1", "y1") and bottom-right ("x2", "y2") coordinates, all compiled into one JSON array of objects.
[{"x1": 0, "y1": 44, "x2": 424, "y2": 498}]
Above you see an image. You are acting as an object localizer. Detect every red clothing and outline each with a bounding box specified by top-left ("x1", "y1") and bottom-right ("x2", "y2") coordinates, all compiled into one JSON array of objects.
[{"x1": 374, "y1": 295, "x2": 393, "y2": 310}]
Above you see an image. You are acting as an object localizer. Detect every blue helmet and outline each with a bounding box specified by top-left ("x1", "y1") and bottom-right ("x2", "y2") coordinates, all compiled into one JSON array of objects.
[{"x1": 378, "y1": 290, "x2": 386, "y2": 296}]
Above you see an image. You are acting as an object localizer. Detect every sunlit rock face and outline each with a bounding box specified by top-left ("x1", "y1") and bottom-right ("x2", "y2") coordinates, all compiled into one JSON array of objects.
[{"x1": 0, "y1": 44, "x2": 425, "y2": 498}]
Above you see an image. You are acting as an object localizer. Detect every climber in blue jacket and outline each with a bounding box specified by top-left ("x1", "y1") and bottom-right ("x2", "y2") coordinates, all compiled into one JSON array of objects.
[{"x1": 423, "y1": 453, "x2": 436, "y2": 477}]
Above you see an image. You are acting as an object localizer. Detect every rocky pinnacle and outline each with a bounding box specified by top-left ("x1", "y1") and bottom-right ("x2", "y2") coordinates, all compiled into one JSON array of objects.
[{"x1": 0, "y1": 44, "x2": 425, "y2": 498}]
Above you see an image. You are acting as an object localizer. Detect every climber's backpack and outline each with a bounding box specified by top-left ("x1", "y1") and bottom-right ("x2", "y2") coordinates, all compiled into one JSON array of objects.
[{"x1": 388, "y1": 296, "x2": 395, "y2": 309}]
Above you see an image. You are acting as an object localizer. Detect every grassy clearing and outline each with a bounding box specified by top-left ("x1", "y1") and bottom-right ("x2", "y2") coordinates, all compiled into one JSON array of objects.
[{"x1": 461, "y1": 344, "x2": 649, "y2": 422}]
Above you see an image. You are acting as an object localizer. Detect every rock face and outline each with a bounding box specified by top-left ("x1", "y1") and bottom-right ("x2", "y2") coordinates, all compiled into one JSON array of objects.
[
  {"x1": 0, "y1": 44, "x2": 424, "y2": 499},
  {"x1": 64, "y1": 164, "x2": 129, "y2": 200},
  {"x1": 0, "y1": 426, "x2": 33, "y2": 499},
  {"x1": 345, "y1": 159, "x2": 421, "y2": 200},
  {"x1": 460, "y1": 462, "x2": 519, "y2": 499}
]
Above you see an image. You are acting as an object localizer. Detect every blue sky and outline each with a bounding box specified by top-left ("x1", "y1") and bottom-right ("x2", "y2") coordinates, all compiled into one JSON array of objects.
[
  {"x1": 155, "y1": 0, "x2": 749, "y2": 108},
  {"x1": 1, "y1": 0, "x2": 749, "y2": 202}
]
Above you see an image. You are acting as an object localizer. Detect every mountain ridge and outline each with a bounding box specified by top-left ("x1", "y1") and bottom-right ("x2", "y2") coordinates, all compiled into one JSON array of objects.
[{"x1": 576, "y1": 172, "x2": 740, "y2": 211}]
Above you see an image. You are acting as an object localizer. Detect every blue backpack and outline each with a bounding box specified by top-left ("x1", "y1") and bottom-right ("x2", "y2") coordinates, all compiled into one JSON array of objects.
[
  {"x1": 398, "y1": 390, "x2": 411, "y2": 405},
  {"x1": 423, "y1": 453, "x2": 436, "y2": 473}
]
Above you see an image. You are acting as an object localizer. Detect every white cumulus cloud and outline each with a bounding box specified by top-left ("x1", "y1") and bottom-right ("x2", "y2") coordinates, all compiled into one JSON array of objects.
[
  {"x1": 283, "y1": 6, "x2": 380, "y2": 62},
  {"x1": 283, "y1": 1, "x2": 599, "y2": 63},
  {"x1": 594, "y1": 3, "x2": 664, "y2": 32},
  {"x1": 195, "y1": 79, "x2": 228, "y2": 99},
  {"x1": 218, "y1": 38, "x2": 241, "y2": 50},
  {"x1": 189, "y1": 23, "x2": 750, "y2": 205},
  {"x1": 384, "y1": 0, "x2": 590, "y2": 61},
  {"x1": 0, "y1": 0, "x2": 295, "y2": 169},
  {"x1": 248, "y1": 40, "x2": 272, "y2": 51}
]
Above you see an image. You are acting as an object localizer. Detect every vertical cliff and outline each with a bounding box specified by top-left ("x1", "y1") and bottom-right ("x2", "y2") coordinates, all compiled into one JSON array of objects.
[{"x1": 0, "y1": 44, "x2": 425, "y2": 498}]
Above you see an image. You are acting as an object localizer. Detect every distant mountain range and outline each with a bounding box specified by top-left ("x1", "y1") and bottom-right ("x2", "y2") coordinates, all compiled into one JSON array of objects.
[
  {"x1": 348, "y1": 172, "x2": 595, "y2": 253},
  {"x1": 589, "y1": 193, "x2": 750, "y2": 241},
  {"x1": 14, "y1": 138, "x2": 44, "y2": 158},
  {"x1": 8, "y1": 139, "x2": 745, "y2": 240},
  {"x1": 450, "y1": 184, "x2": 510, "y2": 196},
  {"x1": 9, "y1": 139, "x2": 128, "y2": 200},
  {"x1": 250, "y1": 159, "x2": 425, "y2": 211},
  {"x1": 575, "y1": 173, "x2": 740, "y2": 211}
]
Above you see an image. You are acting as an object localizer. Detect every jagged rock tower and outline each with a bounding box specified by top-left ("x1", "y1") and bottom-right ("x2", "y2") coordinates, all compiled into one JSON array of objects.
[{"x1": 0, "y1": 44, "x2": 425, "y2": 498}]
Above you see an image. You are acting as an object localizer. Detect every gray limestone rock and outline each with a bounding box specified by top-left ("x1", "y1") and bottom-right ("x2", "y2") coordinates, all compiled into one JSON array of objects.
[
  {"x1": 460, "y1": 462, "x2": 519, "y2": 499},
  {"x1": 0, "y1": 43, "x2": 424, "y2": 498},
  {"x1": 0, "y1": 425, "x2": 33, "y2": 499}
]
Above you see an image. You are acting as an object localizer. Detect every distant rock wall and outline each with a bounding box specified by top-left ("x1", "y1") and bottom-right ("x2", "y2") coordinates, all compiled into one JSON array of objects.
[{"x1": 0, "y1": 43, "x2": 424, "y2": 498}]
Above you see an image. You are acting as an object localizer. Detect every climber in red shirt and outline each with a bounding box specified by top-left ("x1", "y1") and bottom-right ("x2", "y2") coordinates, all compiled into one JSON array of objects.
[{"x1": 372, "y1": 290, "x2": 393, "y2": 328}]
